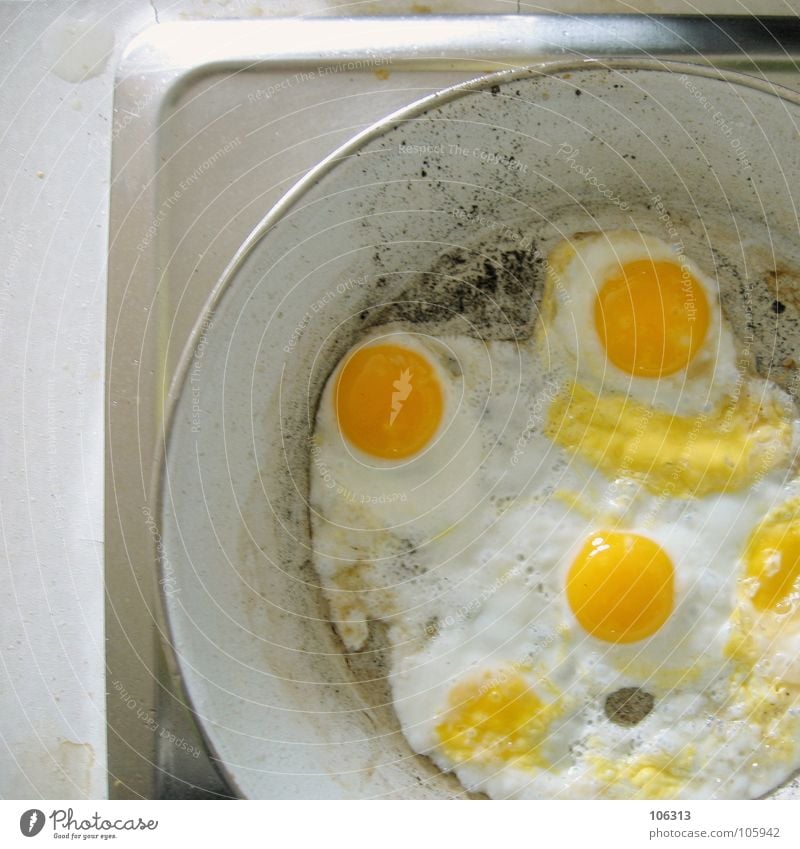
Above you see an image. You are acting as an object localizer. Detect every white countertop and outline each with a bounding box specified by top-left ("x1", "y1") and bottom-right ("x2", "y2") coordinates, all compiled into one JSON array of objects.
[{"x1": 3, "y1": 0, "x2": 800, "y2": 800}]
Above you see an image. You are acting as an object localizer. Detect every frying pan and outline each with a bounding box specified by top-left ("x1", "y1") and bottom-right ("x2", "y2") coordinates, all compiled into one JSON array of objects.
[{"x1": 158, "y1": 59, "x2": 800, "y2": 799}]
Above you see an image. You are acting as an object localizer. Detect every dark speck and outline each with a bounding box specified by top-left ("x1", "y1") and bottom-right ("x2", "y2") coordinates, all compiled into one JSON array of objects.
[
  {"x1": 773, "y1": 300, "x2": 787, "y2": 314},
  {"x1": 365, "y1": 244, "x2": 540, "y2": 337},
  {"x1": 420, "y1": 169, "x2": 427, "y2": 177},
  {"x1": 605, "y1": 688, "x2": 654, "y2": 727},
  {"x1": 490, "y1": 84, "x2": 501, "y2": 96},
  {"x1": 479, "y1": 260, "x2": 498, "y2": 292},
  {"x1": 575, "y1": 89, "x2": 582, "y2": 96}
]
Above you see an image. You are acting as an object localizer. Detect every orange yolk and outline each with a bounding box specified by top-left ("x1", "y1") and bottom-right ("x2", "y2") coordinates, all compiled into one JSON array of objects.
[
  {"x1": 745, "y1": 506, "x2": 800, "y2": 613},
  {"x1": 567, "y1": 531, "x2": 675, "y2": 643},
  {"x1": 594, "y1": 259, "x2": 710, "y2": 377},
  {"x1": 334, "y1": 343, "x2": 443, "y2": 459}
]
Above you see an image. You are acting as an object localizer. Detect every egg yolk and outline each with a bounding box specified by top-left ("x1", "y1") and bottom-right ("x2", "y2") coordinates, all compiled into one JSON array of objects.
[
  {"x1": 567, "y1": 531, "x2": 675, "y2": 643},
  {"x1": 745, "y1": 499, "x2": 800, "y2": 613},
  {"x1": 436, "y1": 673, "x2": 558, "y2": 770},
  {"x1": 594, "y1": 259, "x2": 710, "y2": 377},
  {"x1": 335, "y1": 343, "x2": 443, "y2": 459}
]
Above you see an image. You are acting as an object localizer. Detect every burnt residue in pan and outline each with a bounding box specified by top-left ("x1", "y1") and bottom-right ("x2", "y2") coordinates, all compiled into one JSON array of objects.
[
  {"x1": 366, "y1": 236, "x2": 543, "y2": 341},
  {"x1": 714, "y1": 250, "x2": 800, "y2": 402}
]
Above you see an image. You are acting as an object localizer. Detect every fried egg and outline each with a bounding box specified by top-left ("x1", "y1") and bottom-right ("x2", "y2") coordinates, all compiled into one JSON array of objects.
[
  {"x1": 310, "y1": 328, "x2": 547, "y2": 650},
  {"x1": 542, "y1": 229, "x2": 738, "y2": 415},
  {"x1": 731, "y1": 486, "x2": 800, "y2": 686},
  {"x1": 307, "y1": 230, "x2": 800, "y2": 799},
  {"x1": 542, "y1": 231, "x2": 798, "y2": 498}
]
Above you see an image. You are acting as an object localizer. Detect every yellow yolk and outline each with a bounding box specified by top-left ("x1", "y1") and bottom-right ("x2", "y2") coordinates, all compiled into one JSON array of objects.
[
  {"x1": 545, "y1": 382, "x2": 793, "y2": 498},
  {"x1": 745, "y1": 498, "x2": 800, "y2": 613},
  {"x1": 594, "y1": 259, "x2": 710, "y2": 377},
  {"x1": 334, "y1": 343, "x2": 443, "y2": 459},
  {"x1": 435, "y1": 673, "x2": 559, "y2": 770},
  {"x1": 567, "y1": 531, "x2": 675, "y2": 644}
]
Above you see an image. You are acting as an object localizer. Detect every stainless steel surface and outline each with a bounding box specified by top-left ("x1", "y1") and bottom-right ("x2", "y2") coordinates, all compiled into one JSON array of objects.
[
  {"x1": 128, "y1": 15, "x2": 800, "y2": 68},
  {"x1": 107, "y1": 14, "x2": 800, "y2": 799}
]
